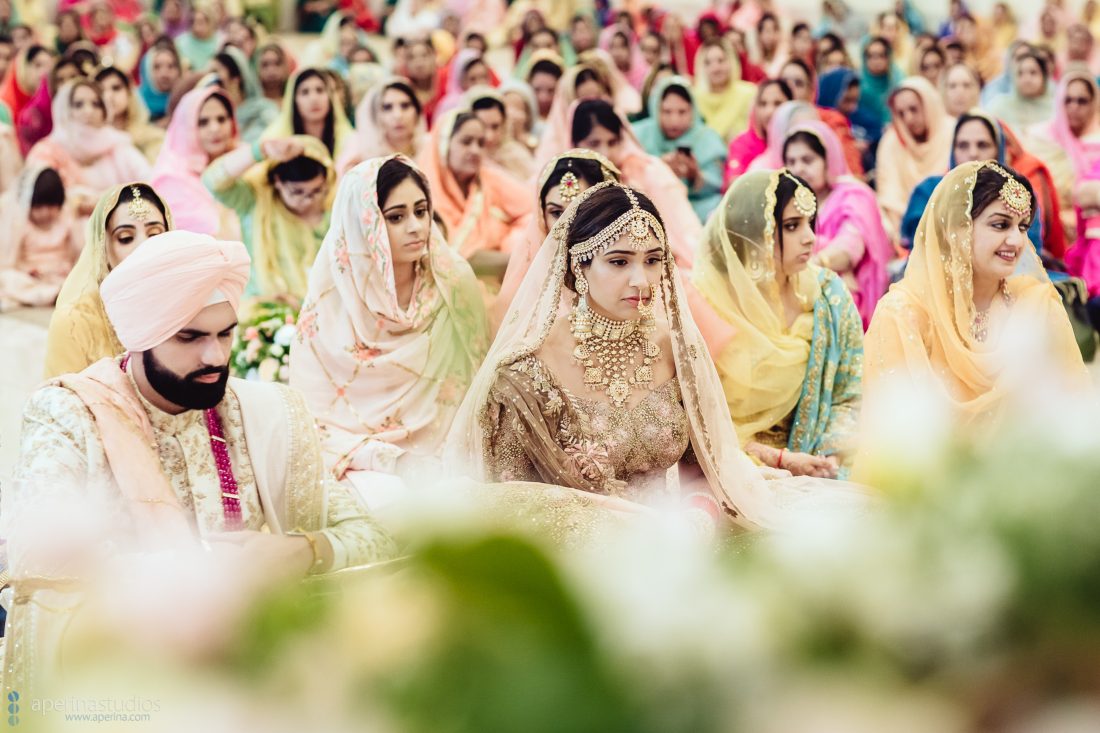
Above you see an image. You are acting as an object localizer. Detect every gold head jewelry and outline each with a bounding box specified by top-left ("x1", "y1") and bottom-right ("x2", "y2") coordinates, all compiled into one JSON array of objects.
[
  {"x1": 988, "y1": 163, "x2": 1031, "y2": 220},
  {"x1": 127, "y1": 186, "x2": 153, "y2": 222},
  {"x1": 783, "y1": 171, "x2": 817, "y2": 218},
  {"x1": 568, "y1": 183, "x2": 668, "y2": 264},
  {"x1": 559, "y1": 170, "x2": 581, "y2": 203}
]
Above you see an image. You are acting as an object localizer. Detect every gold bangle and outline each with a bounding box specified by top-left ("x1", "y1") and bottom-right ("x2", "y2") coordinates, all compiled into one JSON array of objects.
[{"x1": 291, "y1": 528, "x2": 325, "y2": 575}]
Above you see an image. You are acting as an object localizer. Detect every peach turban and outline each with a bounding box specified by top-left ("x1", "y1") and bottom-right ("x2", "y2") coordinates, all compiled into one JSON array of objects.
[{"x1": 100, "y1": 231, "x2": 252, "y2": 352}]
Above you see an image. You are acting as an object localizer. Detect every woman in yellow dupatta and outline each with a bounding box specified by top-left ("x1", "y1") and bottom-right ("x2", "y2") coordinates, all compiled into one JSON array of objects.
[
  {"x1": 693, "y1": 169, "x2": 863, "y2": 479},
  {"x1": 865, "y1": 161, "x2": 1090, "y2": 429},
  {"x1": 691, "y1": 38, "x2": 756, "y2": 143},
  {"x1": 203, "y1": 134, "x2": 337, "y2": 301},
  {"x1": 43, "y1": 183, "x2": 173, "y2": 377},
  {"x1": 262, "y1": 67, "x2": 353, "y2": 162}
]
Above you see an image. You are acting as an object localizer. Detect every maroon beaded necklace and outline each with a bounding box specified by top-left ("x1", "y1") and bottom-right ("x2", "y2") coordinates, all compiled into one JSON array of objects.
[{"x1": 122, "y1": 356, "x2": 243, "y2": 530}]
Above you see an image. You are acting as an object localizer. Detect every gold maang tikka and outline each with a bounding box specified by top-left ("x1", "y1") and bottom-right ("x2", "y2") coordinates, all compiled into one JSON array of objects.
[
  {"x1": 988, "y1": 163, "x2": 1031, "y2": 220},
  {"x1": 784, "y1": 172, "x2": 817, "y2": 219},
  {"x1": 127, "y1": 185, "x2": 152, "y2": 222},
  {"x1": 559, "y1": 170, "x2": 581, "y2": 203}
]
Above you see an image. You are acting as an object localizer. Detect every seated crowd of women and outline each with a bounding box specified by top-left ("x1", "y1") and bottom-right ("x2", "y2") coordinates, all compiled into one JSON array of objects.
[{"x1": 2, "y1": 1, "x2": 1097, "y2": 533}]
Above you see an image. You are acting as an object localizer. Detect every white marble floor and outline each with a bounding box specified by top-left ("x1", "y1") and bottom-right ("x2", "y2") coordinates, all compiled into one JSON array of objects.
[{"x1": 1, "y1": 308, "x2": 51, "y2": 480}]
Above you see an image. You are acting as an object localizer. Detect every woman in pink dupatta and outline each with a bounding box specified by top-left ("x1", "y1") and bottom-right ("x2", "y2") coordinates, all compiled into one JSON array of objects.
[
  {"x1": 1030, "y1": 71, "x2": 1100, "y2": 251},
  {"x1": 724, "y1": 79, "x2": 794, "y2": 189},
  {"x1": 747, "y1": 99, "x2": 821, "y2": 173},
  {"x1": 599, "y1": 25, "x2": 649, "y2": 91},
  {"x1": 150, "y1": 86, "x2": 241, "y2": 240},
  {"x1": 434, "y1": 48, "x2": 494, "y2": 119},
  {"x1": 27, "y1": 79, "x2": 152, "y2": 216},
  {"x1": 1049, "y1": 74, "x2": 1100, "y2": 296},
  {"x1": 533, "y1": 53, "x2": 641, "y2": 172},
  {"x1": 783, "y1": 120, "x2": 891, "y2": 328}
]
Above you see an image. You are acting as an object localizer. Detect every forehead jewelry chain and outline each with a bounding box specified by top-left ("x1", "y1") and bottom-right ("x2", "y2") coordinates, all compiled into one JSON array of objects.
[{"x1": 127, "y1": 185, "x2": 153, "y2": 222}]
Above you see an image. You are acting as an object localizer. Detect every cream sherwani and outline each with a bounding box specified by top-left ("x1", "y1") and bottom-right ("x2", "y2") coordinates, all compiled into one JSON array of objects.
[{"x1": 1, "y1": 358, "x2": 397, "y2": 697}]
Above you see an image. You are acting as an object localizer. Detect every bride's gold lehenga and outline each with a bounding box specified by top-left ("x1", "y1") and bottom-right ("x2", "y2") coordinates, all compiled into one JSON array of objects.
[
  {"x1": 447, "y1": 180, "x2": 871, "y2": 534},
  {"x1": 485, "y1": 355, "x2": 690, "y2": 502}
]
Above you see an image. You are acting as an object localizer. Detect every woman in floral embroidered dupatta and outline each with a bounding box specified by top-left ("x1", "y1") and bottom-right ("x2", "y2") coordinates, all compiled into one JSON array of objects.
[
  {"x1": 445, "y1": 180, "x2": 868, "y2": 532},
  {"x1": 693, "y1": 169, "x2": 863, "y2": 479},
  {"x1": 290, "y1": 156, "x2": 488, "y2": 507},
  {"x1": 865, "y1": 162, "x2": 1090, "y2": 431}
]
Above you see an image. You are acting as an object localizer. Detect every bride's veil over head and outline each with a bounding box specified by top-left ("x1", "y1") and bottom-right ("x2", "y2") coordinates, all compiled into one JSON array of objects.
[{"x1": 446, "y1": 181, "x2": 867, "y2": 529}]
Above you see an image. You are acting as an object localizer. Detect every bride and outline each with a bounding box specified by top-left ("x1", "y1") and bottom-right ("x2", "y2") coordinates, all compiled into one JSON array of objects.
[{"x1": 446, "y1": 181, "x2": 868, "y2": 532}]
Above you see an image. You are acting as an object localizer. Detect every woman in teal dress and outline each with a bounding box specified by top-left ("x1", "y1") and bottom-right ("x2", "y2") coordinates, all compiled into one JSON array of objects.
[{"x1": 633, "y1": 75, "x2": 727, "y2": 224}]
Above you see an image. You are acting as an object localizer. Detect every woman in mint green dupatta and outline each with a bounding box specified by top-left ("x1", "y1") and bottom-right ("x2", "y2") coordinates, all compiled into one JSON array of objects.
[
  {"x1": 216, "y1": 45, "x2": 279, "y2": 144},
  {"x1": 633, "y1": 75, "x2": 727, "y2": 224}
]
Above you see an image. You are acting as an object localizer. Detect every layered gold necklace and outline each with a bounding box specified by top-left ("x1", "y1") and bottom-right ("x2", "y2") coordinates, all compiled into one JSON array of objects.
[{"x1": 570, "y1": 300, "x2": 661, "y2": 408}]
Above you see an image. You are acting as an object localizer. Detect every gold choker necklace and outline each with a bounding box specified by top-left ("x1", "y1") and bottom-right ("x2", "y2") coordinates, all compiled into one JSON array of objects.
[{"x1": 570, "y1": 296, "x2": 660, "y2": 407}]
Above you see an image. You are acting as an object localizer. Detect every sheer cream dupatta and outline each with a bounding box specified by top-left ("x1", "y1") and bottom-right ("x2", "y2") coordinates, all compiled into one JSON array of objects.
[{"x1": 445, "y1": 181, "x2": 870, "y2": 531}]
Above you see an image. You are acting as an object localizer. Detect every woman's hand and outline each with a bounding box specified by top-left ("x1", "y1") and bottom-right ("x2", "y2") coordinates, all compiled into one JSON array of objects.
[
  {"x1": 781, "y1": 451, "x2": 838, "y2": 479},
  {"x1": 678, "y1": 152, "x2": 700, "y2": 186},
  {"x1": 261, "y1": 138, "x2": 305, "y2": 163}
]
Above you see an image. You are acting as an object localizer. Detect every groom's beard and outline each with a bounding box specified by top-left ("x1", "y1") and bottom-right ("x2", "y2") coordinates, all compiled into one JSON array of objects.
[{"x1": 142, "y1": 349, "x2": 230, "y2": 411}]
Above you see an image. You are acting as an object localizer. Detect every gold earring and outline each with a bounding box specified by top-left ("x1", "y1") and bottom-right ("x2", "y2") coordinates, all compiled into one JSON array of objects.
[
  {"x1": 574, "y1": 269, "x2": 589, "y2": 296},
  {"x1": 570, "y1": 264, "x2": 593, "y2": 341}
]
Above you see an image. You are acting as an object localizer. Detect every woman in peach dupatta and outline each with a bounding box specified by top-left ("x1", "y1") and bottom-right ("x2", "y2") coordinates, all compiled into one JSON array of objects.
[
  {"x1": 27, "y1": 79, "x2": 152, "y2": 215},
  {"x1": 865, "y1": 162, "x2": 1089, "y2": 433},
  {"x1": 874, "y1": 76, "x2": 955, "y2": 241},
  {"x1": 290, "y1": 155, "x2": 488, "y2": 504},
  {"x1": 416, "y1": 108, "x2": 532, "y2": 267}
]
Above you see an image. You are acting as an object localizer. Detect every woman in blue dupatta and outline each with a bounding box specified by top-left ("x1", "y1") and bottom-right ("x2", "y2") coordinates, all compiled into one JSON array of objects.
[
  {"x1": 854, "y1": 36, "x2": 903, "y2": 146},
  {"x1": 692, "y1": 168, "x2": 863, "y2": 479},
  {"x1": 137, "y1": 44, "x2": 182, "y2": 123},
  {"x1": 633, "y1": 75, "x2": 727, "y2": 224},
  {"x1": 901, "y1": 111, "x2": 1042, "y2": 252}
]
